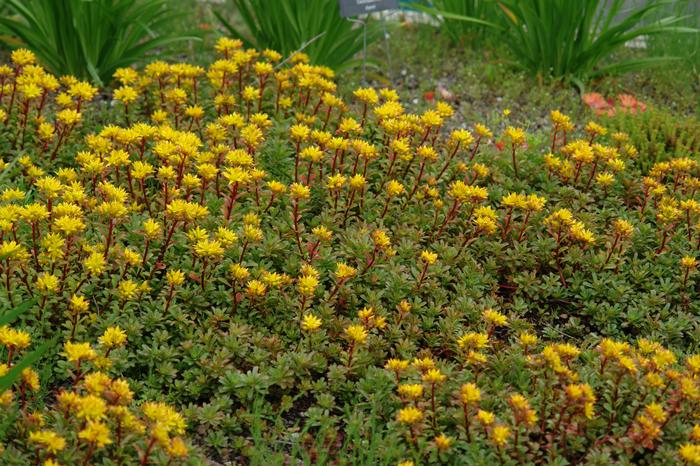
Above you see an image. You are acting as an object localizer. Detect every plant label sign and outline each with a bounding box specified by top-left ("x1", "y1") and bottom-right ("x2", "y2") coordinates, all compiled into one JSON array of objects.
[{"x1": 338, "y1": 0, "x2": 398, "y2": 18}]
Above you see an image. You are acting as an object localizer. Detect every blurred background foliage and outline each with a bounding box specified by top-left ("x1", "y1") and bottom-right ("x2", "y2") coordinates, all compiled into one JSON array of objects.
[
  {"x1": 0, "y1": 0, "x2": 201, "y2": 85},
  {"x1": 0, "y1": 0, "x2": 696, "y2": 90}
]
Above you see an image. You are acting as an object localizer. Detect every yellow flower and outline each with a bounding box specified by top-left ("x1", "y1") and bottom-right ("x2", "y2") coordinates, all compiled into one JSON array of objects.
[
  {"x1": 243, "y1": 225, "x2": 264, "y2": 242},
  {"x1": 335, "y1": 262, "x2": 357, "y2": 281},
  {"x1": 544, "y1": 208, "x2": 574, "y2": 230},
  {"x1": 301, "y1": 314, "x2": 322, "y2": 332},
  {"x1": 139, "y1": 218, "x2": 160, "y2": 240},
  {"x1": 78, "y1": 421, "x2": 112, "y2": 448},
  {"x1": 482, "y1": 309, "x2": 508, "y2": 327},
  {"x1": 228, "y1": 265, "x2": 249, "y2": 283},
  {"x1": 570, "y1": 221, "x2": 596, "y2": 245},
  {"x1": 613, "y1": 219, "x2": 634, "y2": 238},
  {"x1": 509, "y1": 394, "x2": 537, "y2": 426},
  {"x1": 83, "y1": 252, "x2": 107, "y2": 276},
  {"x1": 564, "y1": 383, "x2": 596, "y2": 419},
  {"x1": 64, "y1": 341, "x2": 96, "y2": 363},
  {"x1": 448, "y1": 181, "x2": 488, "y2": 204},
  {"x1": 502, "y1": 192, "x2": 527, "y2": 209},
  {"x1": 312, "y1": 225, "x2": 333, "y2": 242},
  {"x1": 290, "y1": 183, "x2": 311, "y2": 200},
  {"x1": 194, "y1": 239, "x2": 225, "y2": 259},
  {"x1": 167, "y1": 436, "x2": 189, "y2": 458},
  {"x1": 118, "y1": 280, "x2": 139, "y2": 301},
  {"x1": 241, "y1": 124, "x2": 264, "y2": 148},
  {"x1": 460, "y1": 383, "x2": 481, "y2": 405},
  {"x1": 476, "y1": 409, "x2": 495, "y2": 425},
  {"x1": 349, "y1": 174, "x2": 366, "y2": 190},
  {"x1": 327, "y1": 174, "x2": 346, "y2": 190},
  {"x1": 0, "y1": 241, "x2": 29, "y2": 261},
  {"x1": 551, "y1": 110, "x2": 572, "y2": 127},
  {"x1": 0, "y1": 326, "x2": 31, "y2": 351},
  {"x1": 679, "y1": 444, "x2": 700, "y2": 464},
  {"x1": 241, "y1": 86, "x2": 260, "y2": 102},
  {"x1": 246, "y1": 280, "x2": 267, "y2": 297},
  {"x1": 420, "y1": 250, "x2": 438, "y2": 265},
  {"x1": 422, "y1": 368, "x2": 446, "y2": 384},
  {"x1": 22, "y1": 368, "x2": 40, "y2": 391},
  {"x1": 585, "y1": 121, "x2": 607, "y2": 137},
  {"x1": 68, "y1": 81, "x2": 98, "y2": 101},
  {"x1": 397, "y1": 300, "x2": 411, "y2": 315},
  {"x1": 166, "y1": 269, "x2": 186, "y2": 287},
  {"x1": 682, "y1": 256, "x2": 698, "y2": 270},
  {"x1": 457, "y1": 332, "x2": 489, "y2": 350},
  {"x1": 84, "y1": 372, "x2": 111, "y2": 395},
  {"x1": 57, "y1": 109, "x2": 82, "y2": 125},
  {"x1": 300, "y1": 145, "x2": 324, "y2": 163},
  {"x1": 372, "y1": 229, "x2": 391, "y2": 250},
  {"x1": 468, "y1": 351, "x2": 487, "y2": 366},
  {"x1": 258, "y1": 272, "x2": 283, "y2": 288},
  {"x1": 214, "y1": 37, "x2": 242, "y2": 55},
  {"x1": 223, "y1": 167, "x2": 251, "y2": 186},
  {"x1": 596, "y1": 172, "x2": 615, "y2": 187},
  {"x1": 450, "y1": 128, "x2": 474, "y2": 146},
  {"x1": 53, "y1": 216, "x2": 85, "y2": 237},
  {"x1": 397, "y1": 406, "x2": 422, "y2": 425},
  {"x1": 385, "y1": 358, "x2": 409, "y2": 374},
  {"x1": 123, "y1": 248, "x2": 140, "y2": 266},
  {"x1": 434, "y1": 433, "x2": 453, "y2": 451},
  {"x1": 36, "y1": 273, "x2": 60, "y2": 294},
  {"x1": 518, "y1": 332, "x2": 538, "y2": 348},
  {"x1": 353, "y1": 87, "x2": 378, "y2": 105},
  {"x1": 504, "y1": 126, "x2": 526, "y2": 146},
  {"x1": 398, "y1": 384, "x2": 423, "y2": 400},
  {"x1": 525, "y1": 194, "x2": 547, "y2": 212},
  {"x1": 69, "y1": 295, "x2": 89, "y2": 314},
  {"x1": 345, "y1": 325, "x2": 368, "y2": 344},
  {"x1": 113, "y1": 67, "x2": 138, "y2": 85},
  {"x1": 687, "y1": 355, "x2": 700, "y2": 374},
  {"x1": 416, "y1": 145, "x2": 438, "y2": 161},
  {"x1": 114, "y1": 86, "x2": 137, "y2": 104},
  {"x1": 298, "y1": 274, "x2": 319, "y2": 297},
  {"x1": 77, "y1": 395, "x2": 107, "y2": 421},
  {"x1": 11, "y1": 48, "x2": 36, "y2": 66},
  {"x1": 290, "y1": 124, "x2": 311, "y2": 142},
  {"x1": 385, "y1": 180, "x2": 405, "y2": 197},
  {"x1": 142, "y1": 401, "x2": 186, "y2": 439},
  {"x1": 490, "y1": 425, "x2": 510, "y2": 448},
  {"x1": 99, "y1": 327, "x2": 127, "y2": 349},
  {"x1": 28, "y1": 430, "x2": 66, "y2": 454}
]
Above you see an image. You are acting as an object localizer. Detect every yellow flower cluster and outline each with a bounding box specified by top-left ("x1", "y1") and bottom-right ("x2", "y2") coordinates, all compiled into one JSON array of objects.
[{"x1": 2, "y1": 325, "x2": 188, "y2": 464}]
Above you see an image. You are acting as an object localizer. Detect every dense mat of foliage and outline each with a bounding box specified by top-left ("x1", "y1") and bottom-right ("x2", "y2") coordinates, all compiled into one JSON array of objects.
[{"x1": 1, "y1": 41, "x2": 700, "y2": 465}]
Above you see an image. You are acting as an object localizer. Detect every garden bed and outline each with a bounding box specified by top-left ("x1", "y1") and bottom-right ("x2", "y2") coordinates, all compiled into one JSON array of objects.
[{"x1": 0, "y1": 6, "x2": 699, "y2": 466}]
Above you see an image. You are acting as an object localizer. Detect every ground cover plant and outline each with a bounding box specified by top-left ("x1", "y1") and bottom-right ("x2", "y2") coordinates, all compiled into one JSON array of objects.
[{"x1": 0, "y1": 37, "x2": 700, "y2": 466}]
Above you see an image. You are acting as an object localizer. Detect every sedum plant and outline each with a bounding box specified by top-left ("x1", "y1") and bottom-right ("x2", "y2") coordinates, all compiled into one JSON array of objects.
[{"x1": 1, "y1": 39, "x2": 700, "y2": 464}]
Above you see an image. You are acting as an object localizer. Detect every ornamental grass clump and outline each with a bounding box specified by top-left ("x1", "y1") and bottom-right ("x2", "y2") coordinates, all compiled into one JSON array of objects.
[{"x1": 1, "y1": 38, "x2": 700, "y2": 464}]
